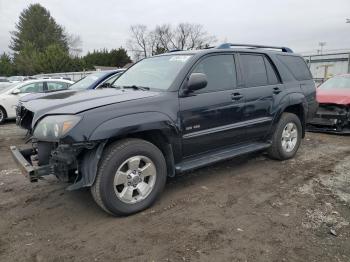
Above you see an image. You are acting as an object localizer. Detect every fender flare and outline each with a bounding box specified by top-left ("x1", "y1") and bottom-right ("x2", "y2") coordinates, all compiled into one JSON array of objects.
[
  {"x1": 68, "y1": 112, "x2": 179, "y2": 190},
  {"x1": 88, "y1": 111, "x2": 179, "y2": 141},
  {"x1": 268, "y1": 93, "x2": 307, "y2": 139}
]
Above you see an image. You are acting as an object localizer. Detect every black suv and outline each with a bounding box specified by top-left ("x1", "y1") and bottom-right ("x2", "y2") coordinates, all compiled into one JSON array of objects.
[{"x1": 11, "y1": 43, "x2": 317, "y2": 216}]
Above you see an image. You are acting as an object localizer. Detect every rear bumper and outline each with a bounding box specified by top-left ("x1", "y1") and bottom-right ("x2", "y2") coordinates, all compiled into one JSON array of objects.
[{"x1": 10, "y1": 146, "x2": 51, "y2": 182}]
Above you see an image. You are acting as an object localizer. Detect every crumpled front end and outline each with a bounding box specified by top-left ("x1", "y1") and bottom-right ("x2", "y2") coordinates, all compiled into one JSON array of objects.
[
  {"x1": 308, "y1": 104, "x2": 350, "y2": 134},
  {"x1": 16, "y1": 102, "x2": 34, "y2": 131},
  {"x1": 10, "y1": 140, "x2": 104, "y2": 190}
]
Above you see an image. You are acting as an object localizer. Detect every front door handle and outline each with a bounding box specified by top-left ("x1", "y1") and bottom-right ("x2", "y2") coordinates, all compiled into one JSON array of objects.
[
  {"x1": 273, "y1": 87, "x2": 281, "y2": 94},
  {"x1": 231, "y1": 92, "x2": 243, "y2": 100}
]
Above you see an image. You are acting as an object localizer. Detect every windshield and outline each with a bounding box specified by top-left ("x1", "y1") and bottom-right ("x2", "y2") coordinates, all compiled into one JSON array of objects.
[
  {"x1": 69, "y1": 72, "x2": 108, "y2": 90},
  {"x1": 112, "y1": 55, "x2": 192, "y2": 90},
  {"x1": 319, "y1": 76, "x2": 350, "y2": 90}
]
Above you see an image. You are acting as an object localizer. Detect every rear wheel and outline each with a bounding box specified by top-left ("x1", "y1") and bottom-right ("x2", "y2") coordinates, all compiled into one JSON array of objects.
[
  {"x1": 0, "y1": 107, "x2": 6, "y2": 124},
  {"x1": 91, "y1": 138, "x2": 167, "y2": 216},
  {"x1": 268, "y1": 113, "x2": 302, "y2": 160}
]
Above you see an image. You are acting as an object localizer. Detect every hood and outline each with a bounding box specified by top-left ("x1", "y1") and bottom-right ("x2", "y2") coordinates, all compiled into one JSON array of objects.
[
  {"x1": 23, "y1": 89, "x2": 160, "y2": 126},
  {"x1": 20, "y1": 89, "x2": 72, "y2": 102},
  {"x1": 316, "y1": 88, "x2": 350, "y2": 105}
]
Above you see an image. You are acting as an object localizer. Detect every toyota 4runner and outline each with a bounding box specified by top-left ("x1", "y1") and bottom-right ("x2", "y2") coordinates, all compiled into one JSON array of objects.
[{"x1": 11, "y1": 43, "x2": 317, "y2": 216}]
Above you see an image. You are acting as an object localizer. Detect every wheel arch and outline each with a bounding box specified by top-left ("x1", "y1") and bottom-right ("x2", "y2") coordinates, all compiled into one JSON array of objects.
[
  {"x1": 0, "y1": 105, "x2": 8, "y2": 123},
  {"x1": 272, "y1": 93, "x2": 307, "y2": 138}
]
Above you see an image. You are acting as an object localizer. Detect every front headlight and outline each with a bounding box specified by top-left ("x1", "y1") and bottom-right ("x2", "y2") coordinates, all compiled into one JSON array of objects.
[{"x1": 33, "y1": 115, "x2": 81, "y2": 141}]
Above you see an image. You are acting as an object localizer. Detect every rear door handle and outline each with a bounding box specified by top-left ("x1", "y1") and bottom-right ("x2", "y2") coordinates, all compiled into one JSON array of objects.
[
  {"x1": 231, "y1": 92, "x2": 243, "y2": 100},
  {"x1": 273, "y1": 87, "x2": 281, "y2": 94}
]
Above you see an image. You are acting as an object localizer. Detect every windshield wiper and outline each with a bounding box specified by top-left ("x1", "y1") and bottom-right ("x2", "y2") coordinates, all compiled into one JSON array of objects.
[{"x1": 122, "y1": 85, "x2": 150, "y2": 91}]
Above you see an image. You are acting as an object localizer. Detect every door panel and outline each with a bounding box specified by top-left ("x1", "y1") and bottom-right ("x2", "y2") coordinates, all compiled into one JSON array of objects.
[
  {"x1": 180, "y1": 90, "x2": 244, "y2": 156},
  {"x1": 179, "y1": 54, "x2": 245, "y2": 157},
  {"x1": 236, "y1": 54, "x2": 281, "y2": 141}
]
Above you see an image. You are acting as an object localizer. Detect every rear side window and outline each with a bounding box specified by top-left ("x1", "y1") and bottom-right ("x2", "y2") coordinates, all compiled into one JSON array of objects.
[
  {"x1": 264, "y1": 57, "x2": 280, "y2": 85},
  {"x1": 46, "y1": 82, "x2": 68, "y2": 91},
  {"x1": 277, "y1": 55, "x2": 312, "y2": 81},
  {"x1": 192, "y1": 54, "x2": 237, "y2": 93},
  {"x1": 240, "y1": 54, "x2": 268, "y2": 87}
]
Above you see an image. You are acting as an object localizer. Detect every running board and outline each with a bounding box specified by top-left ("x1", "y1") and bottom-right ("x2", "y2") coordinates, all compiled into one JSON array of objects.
[{"x1": 175, "y1": 142, "x2": 270, "y2": 173}]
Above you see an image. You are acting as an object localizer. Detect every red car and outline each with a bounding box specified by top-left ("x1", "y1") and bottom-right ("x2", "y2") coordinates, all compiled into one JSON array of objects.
[{"x1": 308, "y1": 74, "x2": 350, "y2": 134}]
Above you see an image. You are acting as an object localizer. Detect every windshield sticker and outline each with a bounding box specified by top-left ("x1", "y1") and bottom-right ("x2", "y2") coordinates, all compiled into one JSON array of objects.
[{"x1": 169, "y1": 56, "x2": 191, "y2": 62}]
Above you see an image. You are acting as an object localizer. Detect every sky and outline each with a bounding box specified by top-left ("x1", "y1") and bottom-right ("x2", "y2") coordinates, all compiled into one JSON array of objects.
[{"x1": 0, "y1": 0, "x2": 349, "y2": 56}]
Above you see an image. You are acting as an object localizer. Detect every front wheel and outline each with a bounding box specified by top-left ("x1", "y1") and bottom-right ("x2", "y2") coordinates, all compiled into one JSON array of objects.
[
  {"x1": 0, "y1": 107, "x2": 6, "y2": 124},
  {"x1": 268, "y1": 113, "x2": 302, "y2": 160},
  {"x1": 91, "y1": 138, "x2": 167, "y2": 216}
]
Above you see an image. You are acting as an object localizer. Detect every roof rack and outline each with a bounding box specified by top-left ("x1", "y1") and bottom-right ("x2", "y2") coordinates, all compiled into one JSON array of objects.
[
  {"x1": 168, "y1": 49, "x2": 183, "y2": 53},
  {"x1": 216, "y1": 43, "x2": 293, "y2": 53}
]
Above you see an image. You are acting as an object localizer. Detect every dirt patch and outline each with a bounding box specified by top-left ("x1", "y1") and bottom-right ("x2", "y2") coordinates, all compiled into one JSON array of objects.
[{"x1": 0, "y1": 123, "x2": 350, "y2": 261}]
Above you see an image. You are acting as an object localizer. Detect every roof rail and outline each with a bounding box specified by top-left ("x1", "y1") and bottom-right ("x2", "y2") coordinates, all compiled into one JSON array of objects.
[
  {"x1": 168, "y1": 49, "x2": 183, "y2": 53},
  {"x1": 216, "y1": 43, "x2": 293, "y2": 53}
]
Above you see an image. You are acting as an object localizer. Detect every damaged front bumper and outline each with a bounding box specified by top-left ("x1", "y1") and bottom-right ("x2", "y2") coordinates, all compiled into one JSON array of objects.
[
  {"x1": 10, "y1": 146, "x2": 51, "y2": 182},
  {"x1": 307, "y1": 104, "x2": 350, "y2": 134},
  {"x1": 10, "y1": 141, "x2": 106, "y2": 190}
]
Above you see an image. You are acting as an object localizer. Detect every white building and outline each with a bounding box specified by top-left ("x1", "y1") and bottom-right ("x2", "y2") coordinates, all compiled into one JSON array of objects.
[{"x1": 303, "y1": 51, "x2": 350, "y2": 84}]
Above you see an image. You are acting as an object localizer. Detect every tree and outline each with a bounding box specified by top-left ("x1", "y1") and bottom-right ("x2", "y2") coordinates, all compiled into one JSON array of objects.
[
  {"x1": 0, "y1": 53, "x2": 15, "y2": 76},
  {"x1": 66, "y1": 32, "x2": 83, "y2": 56},
  {"x1": 10, "y1": 4, "x2": 68, "y2": 53},
  {"x1": 127, "y1": 23, "x2": 216, "y2": 60},
  {"x1": 127, "y1": 25, "x2": 150, "y2": 60},
  {"x1": 109, "y1": 48, "x2": 132, "y2": 67},
  {"x1": 83, "y1": 48, "x2": 131, "y2": 69},
  {"x1": 14, "y1": 41, "x2": 40, "y2": 75},
  {"x1": 36, "y1": 44, "x2": 74, "y2": 73}
]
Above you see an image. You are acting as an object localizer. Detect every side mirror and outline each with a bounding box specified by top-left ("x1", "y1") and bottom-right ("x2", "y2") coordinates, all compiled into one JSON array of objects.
[
  {"x1": 99, "y1": 82, "x2": 111, "y2": 88},
  {"x1": 186, "y1": 73, "x2": 207, "y2": 93},
  {"x1": 11, "y1": 88, "x2": 20, "y2": 95}
]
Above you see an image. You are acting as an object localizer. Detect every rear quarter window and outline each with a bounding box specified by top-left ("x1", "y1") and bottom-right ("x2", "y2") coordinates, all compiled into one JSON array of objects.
[{"x1": 277, "y1": 55, "x2": 312, "y2": 81}]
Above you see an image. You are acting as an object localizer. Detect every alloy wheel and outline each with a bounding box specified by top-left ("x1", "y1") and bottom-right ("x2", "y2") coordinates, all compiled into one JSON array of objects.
[{"x1": 113, "y1": 155, "x2": 157, "y2": 204}]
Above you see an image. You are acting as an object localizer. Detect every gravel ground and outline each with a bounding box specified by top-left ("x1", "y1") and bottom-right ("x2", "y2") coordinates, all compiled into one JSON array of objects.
[{"x1": 0, "y1": 122, "x2": 349, "y2": 262}]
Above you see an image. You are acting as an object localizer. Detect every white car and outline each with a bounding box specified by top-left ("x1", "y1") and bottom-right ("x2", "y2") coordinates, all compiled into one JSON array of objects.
[{"x1": 0, "y1": 79, "x2": 73, "y2": 124}]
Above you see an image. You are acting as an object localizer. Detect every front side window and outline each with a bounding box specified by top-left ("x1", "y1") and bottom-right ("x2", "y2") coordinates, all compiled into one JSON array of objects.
[
  {"x1": 192, "y1": 54, "x2": 237, "y2": 93},
  {"x1": 241, "y1": 54, "x2": 268, "y2": 87},
  {"x1": 112, "y1": 55, "x2": 192, "y2": 90},
  {"x1": 19, "y1": 82, "x2": 44, "y2": 93}
]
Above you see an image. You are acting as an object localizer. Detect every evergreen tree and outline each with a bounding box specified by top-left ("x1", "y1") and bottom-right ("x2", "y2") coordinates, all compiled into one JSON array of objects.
[
  {"x1": 0, "y1": 53, "x2": 15, "y2": 76},
  {"x1": 14, "y1": 41, "x2": 40, "y2": 75},
  {"x1": 83, "y1": 48, "x2": 131, "y2": 69},
  {"x1": 37, "y1": 44, "x2": 73, "y2": 73},
  {"x1": 10, "y1": 3, "x2": 68, "y2": 53}
]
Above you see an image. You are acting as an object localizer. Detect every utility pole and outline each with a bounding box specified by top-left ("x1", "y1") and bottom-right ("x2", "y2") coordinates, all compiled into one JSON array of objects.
[
  {"x1": 347, "y1": 19, "x2": 350, "y2": 73},
  {"x1": 318, "y1": 42, "x2": 326, "y2": 55}
]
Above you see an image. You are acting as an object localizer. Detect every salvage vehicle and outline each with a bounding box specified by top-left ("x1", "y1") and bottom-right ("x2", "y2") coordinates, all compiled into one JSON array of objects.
[
  {"x1": 10, "y1": 43, "x2": 317, "y2": 216},
  {"x1": 16, "y1": 70, "x2": 125, "y2": 130},
  {"x1": 0, "y1": 79, "x2": 73, "y2": 124},
  {"x1": 308, "y1": 74, "x2": 350, "y2": 134}
]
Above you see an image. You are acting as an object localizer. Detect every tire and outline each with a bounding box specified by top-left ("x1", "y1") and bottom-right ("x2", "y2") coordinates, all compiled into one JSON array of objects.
[
  {"x1": 91, "y1": 138, "x2": 167, "y2": 216},
  {"x1": 268, "y1": 112, "x2": 302, "y2": 160},
  {"x1": 0, "y1": 107, "x2": 6, "y2": 124}
]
